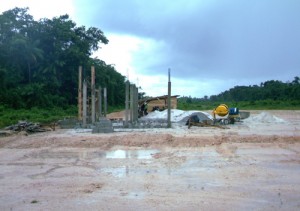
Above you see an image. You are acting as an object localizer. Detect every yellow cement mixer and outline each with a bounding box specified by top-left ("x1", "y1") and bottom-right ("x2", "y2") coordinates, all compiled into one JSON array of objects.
[{"x1": 212, "y1": 104, "x2": 240, "y2": 124}]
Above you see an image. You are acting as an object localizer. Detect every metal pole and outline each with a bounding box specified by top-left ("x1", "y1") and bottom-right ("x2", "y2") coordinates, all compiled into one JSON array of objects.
[
  {"x1": 78, "y1": 66, "x2": 82, "y2": 120},
  {"x1": 167, "y1": 68, "x2": 171, "y2": 128},
  {"x1": 91, "y1": 66, "x2": 95, "y2": 123}
]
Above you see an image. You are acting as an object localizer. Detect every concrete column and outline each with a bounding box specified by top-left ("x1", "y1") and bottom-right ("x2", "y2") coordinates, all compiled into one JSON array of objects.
[
  {"x1": 132, "y1": 84, "x2": 135, "y2": 122},
  {"x1": 98, "y1": 86, "x2": 102, "y2": 118},
  {"x1": 125, "y1": 80, "x2": 129, "y2": 126},
  {"x1": 91, "y1": 66, "x2": 96, "y2": 123},
  {"x1": 130, "y1": 84, "x2": 134, "y2": 123},
  {"x1": 167, "y1": 68, "x2": 171, "y2": 128},
  {"x1": 134, "y1": 85, "x2": 139, "y2": 121},
  {"x1": 78, "y1": 66, "x2": 82, "y2": 120},
  {"x1": 132, "y1": 84, "x2": 136, "y2": 122},
  {"x1": 83, "y1": 80, "x2": 87, "y2": 127},
  {"x1": 104, "y1": 87, "x2": 107, "y2": 117}
]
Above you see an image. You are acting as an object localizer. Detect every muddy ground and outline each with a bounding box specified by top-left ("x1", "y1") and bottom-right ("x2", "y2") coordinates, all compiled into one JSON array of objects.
[{"x1": 0, "y1": 110, "x2": 300, "y2": 210}]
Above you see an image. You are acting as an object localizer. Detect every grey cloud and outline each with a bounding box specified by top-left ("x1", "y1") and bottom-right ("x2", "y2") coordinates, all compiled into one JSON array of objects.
[{"x1": 77, "y1": 0, "x2": 300, "y2": 84}]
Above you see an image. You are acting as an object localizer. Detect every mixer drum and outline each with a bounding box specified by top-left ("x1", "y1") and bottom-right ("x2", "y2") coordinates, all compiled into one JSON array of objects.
[{"x1": 214, "y1": 104, "x2": 229, "y2": 117}]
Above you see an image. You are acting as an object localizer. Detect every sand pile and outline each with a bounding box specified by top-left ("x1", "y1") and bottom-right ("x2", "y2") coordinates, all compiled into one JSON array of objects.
[
  {"x1": 244, "y1": 112, "x2": 286, "y2": 124},
  {"x1": 141, "y1": 109, "x2": 212, "y2": 123}
]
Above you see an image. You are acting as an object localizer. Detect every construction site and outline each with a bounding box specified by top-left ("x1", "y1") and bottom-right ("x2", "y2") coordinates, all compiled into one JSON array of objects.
[{"x1": 0, "y1": 68, "x2": 300, "y2": 210}]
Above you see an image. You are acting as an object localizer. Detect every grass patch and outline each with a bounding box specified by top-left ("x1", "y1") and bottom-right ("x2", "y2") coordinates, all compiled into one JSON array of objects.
[{"x1": 0, "y1": 105, "x2": 77, "y2": 128}]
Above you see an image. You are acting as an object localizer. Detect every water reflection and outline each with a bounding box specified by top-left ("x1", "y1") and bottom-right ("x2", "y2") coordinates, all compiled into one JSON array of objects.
[
  {"x1": 106, "y1": 149, "x2": 159, "y2": 159},
  {"x1": 102, "y1": 166, "x2": 129, "y2": 178}
]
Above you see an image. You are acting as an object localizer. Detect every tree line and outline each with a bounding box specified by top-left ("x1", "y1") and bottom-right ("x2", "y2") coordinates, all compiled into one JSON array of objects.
[
  {"x1": 0, "y1": 7, "x2": 126, "y2": 109},
  {"x1": 180, "y1": 77, "x2": 300, "y2": 104},
  {"x1": 210, "y1": 77, "x2": 300, "y2": 102}
]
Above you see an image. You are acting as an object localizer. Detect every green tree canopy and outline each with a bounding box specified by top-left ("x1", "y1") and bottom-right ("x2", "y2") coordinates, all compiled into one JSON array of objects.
[{"x1": 0, "y1": 7, "x2": 125, "y2": 109}]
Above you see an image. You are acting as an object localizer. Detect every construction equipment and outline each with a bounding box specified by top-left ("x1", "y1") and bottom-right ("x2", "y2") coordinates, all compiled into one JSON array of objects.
[
  {"x1": 187, "y1": 104, "x2": 241, "y2": 129},
  {"x1": 212, "y1": 104, "x2": 240, "y2": 125},
  {"x1": 187, "y1": 117, "x2": 228, "y2": 129}
]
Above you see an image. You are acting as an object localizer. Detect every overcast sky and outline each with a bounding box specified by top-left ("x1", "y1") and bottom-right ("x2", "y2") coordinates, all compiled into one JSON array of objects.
[{"x1": 1, "y1": 0, "x2": 300, "y2": 97}]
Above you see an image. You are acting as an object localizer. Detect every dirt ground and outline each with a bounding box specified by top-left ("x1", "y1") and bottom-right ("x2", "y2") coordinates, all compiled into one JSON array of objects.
[{"x1": 0, "y1": 110, "x2": 300, "y2": 210}]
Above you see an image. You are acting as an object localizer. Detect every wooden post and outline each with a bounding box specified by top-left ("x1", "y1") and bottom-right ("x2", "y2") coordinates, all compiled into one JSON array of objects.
[
  {"x1": 78, "y1": 66, "x2": 82, "y2": 120},
  {"x1": 83, "y1": 80, "x2": 87, "y2": 127},
  {"x1": 167, "y1": 68, "x2": 171, "y2": 128},
  {"x1": 91, "y1": 66, "x2": 95, "y2": 123}
]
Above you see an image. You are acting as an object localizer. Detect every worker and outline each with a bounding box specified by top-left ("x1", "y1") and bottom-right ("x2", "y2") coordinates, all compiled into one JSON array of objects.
[
  {"x1": 141, "y1": 103, "x2": 145, "y2": 115},
  {"x1": 143, "y1": 102, "x2": 148, "y2": 116}
]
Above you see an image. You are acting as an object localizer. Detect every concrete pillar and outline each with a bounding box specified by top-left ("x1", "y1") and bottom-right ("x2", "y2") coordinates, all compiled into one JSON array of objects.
[
  {"x1": 167, "y1": 68, "x2": 171, "y2": 128},
  {"x1": 134, "y1": 85, "x2": 139, "y2": 121},
  {"x1": 125, "y1": 80, "x2": 129, "y2": 126},
  {"x1": 130, "y1": 84, "x2": 134, "y2": 123},
  {"x1": 98, "y1": 86, "x2": 102, "y2": 118},
  {"x1": 104, "y1": 87, "x2": 107, "y2": 117},
  {"x1": 132, "y1": 84, "x2": 136, "y2": 122},
  {"x1": 78, "y1": 66, "x2": 82, "y2": 121},
  {"x1": 83, "y1": 80, "x2": 87, "y2": 127},
  {"x1": 91, "y1": 66, "x2": 95, "y2": 123},
  {"x1": 132, "y1": 84, "x2": 135, "y2": 122}
]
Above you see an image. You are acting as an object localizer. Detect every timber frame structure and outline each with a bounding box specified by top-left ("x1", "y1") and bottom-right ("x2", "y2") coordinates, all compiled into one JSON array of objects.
[{"x1": 139, "y1": 95, "x2": 179, "y2": 112}]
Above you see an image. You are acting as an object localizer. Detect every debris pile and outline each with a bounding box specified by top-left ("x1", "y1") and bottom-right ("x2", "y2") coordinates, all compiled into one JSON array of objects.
[
  {"x1": 140, "y1": 109, "x2": 212, "y2": 123},
  {"x1": 4, "y1": 121, "x2": 50, "y2": 133},
  {"x1": 244, "y1": 112, "x2": 286, "y2": 124}
]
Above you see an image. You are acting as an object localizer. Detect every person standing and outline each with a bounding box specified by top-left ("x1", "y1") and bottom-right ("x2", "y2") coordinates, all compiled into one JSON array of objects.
[{"x1": 144, "y1": 102, "x2": 148, "y2": 115}]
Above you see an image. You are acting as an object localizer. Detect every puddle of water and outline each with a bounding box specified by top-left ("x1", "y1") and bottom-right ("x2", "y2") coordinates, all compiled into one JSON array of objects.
[
  {"x1": 101, "y1": 166, "x2": 129, "y2": 178},
  {"x1": 106, "y1": 149, "x2": 159, "y2": 159},
  {"x1": 29, "y1": 150, "x2": 159, "y2": 160},
  {"x1": 99, "y1": 166, "x2": 162, "y2": 178},
  {"x1": 175, "y1": 148, "x2": 220, "y2": 157},
  {"x1": 236, "y1": 148, "x2": 294, "y2": 156}
]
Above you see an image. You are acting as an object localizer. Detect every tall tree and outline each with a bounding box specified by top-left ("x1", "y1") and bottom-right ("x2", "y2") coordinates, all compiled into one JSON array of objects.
[{"x1": 0, "y1": 7, "x2": 126, "y2": 109}]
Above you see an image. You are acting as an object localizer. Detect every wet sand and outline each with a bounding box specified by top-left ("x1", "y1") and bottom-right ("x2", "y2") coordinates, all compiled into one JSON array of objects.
[{"x1": 0, "y1": 110, "x2": 299, "y2": 210}]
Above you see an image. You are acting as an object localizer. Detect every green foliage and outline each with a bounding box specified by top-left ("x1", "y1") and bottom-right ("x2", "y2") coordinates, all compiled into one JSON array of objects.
[
  {"x1": 0, "y1": 105, "x2": 77, "y2": 128},
  {"x1": 0, "y1": 7, "x2": 125, "y2": 109},
  {"x1": 179, "y1": 76, "x2": 300, "y2": 110},
  {"x1": 210, "y1": 78, "x2": 300, "y2": 102}
]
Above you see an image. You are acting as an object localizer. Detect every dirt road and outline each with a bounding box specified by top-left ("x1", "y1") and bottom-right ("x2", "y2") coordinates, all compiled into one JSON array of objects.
[{"x1": 0, "y1": 110, "x2": 299, "y2": 210}]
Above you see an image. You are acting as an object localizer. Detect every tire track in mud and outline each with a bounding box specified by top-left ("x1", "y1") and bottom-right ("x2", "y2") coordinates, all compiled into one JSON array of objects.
[
  {"x1": 28, "y1": 165, "x2": 97, "y2": 179},
  {"x1": 215, "y1": 144, "x2": 238, "y2": 158}
]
